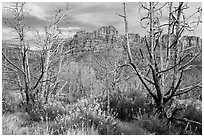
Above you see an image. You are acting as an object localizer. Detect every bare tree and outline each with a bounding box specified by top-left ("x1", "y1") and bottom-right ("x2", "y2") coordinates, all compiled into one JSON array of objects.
[
  {"x1": 2, "y1": 2, "x2": 70, "y2": 110},
  {"x1": 118, "y1": 2, "x2": 202, "y2": 118},
  {"x1": 2, "y1": 2, "x2": 34, "y2": 105},
  {"x1": 40, "y1": 6, "x2": 69, "y2": 103}
]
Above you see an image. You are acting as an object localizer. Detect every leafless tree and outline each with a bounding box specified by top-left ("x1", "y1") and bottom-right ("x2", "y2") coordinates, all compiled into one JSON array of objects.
[
  {"x1": 3, "y1": 2, "x2": 34, "y2": 105},
  {"x1": 118, "y1": 2, "x2": 202, "y2": 119},
  {"x1": 2, "y1": 2, "x2": 70, "y2": 110},
  {"x1": 94, "y1": 49, "x2": 123, "y2": 112},
  {"x1": 40, "y1": 6, "x2": 69, "y2": 103}
]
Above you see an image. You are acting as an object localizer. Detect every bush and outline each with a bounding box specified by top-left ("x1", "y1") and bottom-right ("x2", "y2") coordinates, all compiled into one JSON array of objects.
[
  {"x1": 2, "y1": 112, "x2": 99, "y2": 135},
  {"x1": 2, "y1": 96, "x2": 17, "y2": 114},
  {"x1": 168, "y1": 100, "x2": 202, "y2": 135},
  {"x1": 49, "y1": 97, "x2": 125, "y2": 135},
  {"x1": 26, "y1": 98, "x2": 67, "y2": 122},
  {"x1": 2, "y1": 96, "x2": 147, "y2": 135},
  {"x1": 2, "y1": 113, "x2": 29, "y2": 135},
  {"x1": 115, "y1": 121, "x2": 145, "y2": 135},
  {"x1": 2, "y1": 92, "x2": 22, "y2": 114},
  {"x1": 140, "y1": 115, "x2": 175, "y2": 135},
  {"x1": 139, "y1": 99, "x2": 202, "y2": 135},
  {"x1": 182, "y1": 103, "x2": 202, "y2": 134},
  {"x1": 99, "y1": 91, "x2": 154, "y2": 121},
  {"x1": 184, "y1": 103, "x2": 202, "y2": 123}
]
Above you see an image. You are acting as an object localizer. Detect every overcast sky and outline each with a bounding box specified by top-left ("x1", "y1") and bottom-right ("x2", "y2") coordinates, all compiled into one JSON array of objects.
[{"x1": 2, "y1": 2, "x2": 202, "y2": 40}]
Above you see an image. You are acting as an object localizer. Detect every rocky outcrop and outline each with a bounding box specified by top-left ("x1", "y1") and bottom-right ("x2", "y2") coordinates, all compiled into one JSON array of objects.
[
  {"x1": 73, "y1": 25, "x2": 119, "y2": 44},
  {"x1": 91, "y1": 25, "x2": 119, "y2": 41},
  {"x1": 64, "y1": 25, "x2": 202, "y2": 57},
  {"x1": 180, "y1": 36, "x2": 202, "y2": 56},
  {"x1": 181, "y1": 36, "x2": 202, "y2": 48},
  {"x1": 128, "y1": 33, "x2": 141, "y2": 43},
  {"x1": 64, "y1": 25, "x2": 120, "y2": 52}
]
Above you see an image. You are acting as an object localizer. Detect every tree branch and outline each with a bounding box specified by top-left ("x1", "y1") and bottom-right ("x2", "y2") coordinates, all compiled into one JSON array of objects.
[
  {"x1": 172, "y1": 117, "x2": 202, "y2": 126},
  {"x1": 121, "y1": 2, "x2": 156, "y2": 101},
  {"x1": 153, "y1": 3, "x2": 168, "y2": 12},
  {"x1": 149, "y1": 63, "x2": 162, "y2": 100},
  {"x1": 31, "y1": 56, "x2": 44, "y2": 90},
  {"x1": 50, "y1": 39, "x2": 65, "y2": 57},
  {"x1": 2, "y1": 53, "x2": 25, "y2": 76},
  {"x1": 174, "y1": 82, "x2": 202, "y2": 96},
  {"x1": 2, "y1": 78, "x2": 19, "y2": 82},
  {"x1": 130, "y1": 62, "x2": 157, "y2": 100},
  {"x1": 180, "y1": 46, "x2": 200, "y2": 53},
  {"x1": 2, "y1": 64, "x2": 18, "y2": 72},
  {"x1": 116, "y1": 13, "x2": 125, "y2": 18},
  {"x1": 178, "y1": 49, "x2": 201, "y2": 71},
  {"x1": 56, "y1": 81, "x2": 68, "y2": 95},
  {"x1": 157, "y1": 51, "x2": 191, "y2": 74},
  {"x1": 164, "y1": 70, "x2": 183, "y2": 104}
]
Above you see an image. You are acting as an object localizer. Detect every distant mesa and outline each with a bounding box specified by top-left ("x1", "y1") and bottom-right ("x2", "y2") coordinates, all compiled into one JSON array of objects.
[
  {"x1": 66, "y1": 25, "x2": 202, "y2": 57},
  {"x1": 73, "y1": 25, "x2": 119, "y2": 43},
  {"x1": 72, "y1": 25, "x2": 145, "y2": 45},
  {"x1": 3, "y1": 25, "x2": 202, "y2": 57}
]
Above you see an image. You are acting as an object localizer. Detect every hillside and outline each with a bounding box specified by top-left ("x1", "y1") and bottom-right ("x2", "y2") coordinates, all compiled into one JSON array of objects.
[{"x1": 2, "y1": 25, "x2": 202, "y2": 135}]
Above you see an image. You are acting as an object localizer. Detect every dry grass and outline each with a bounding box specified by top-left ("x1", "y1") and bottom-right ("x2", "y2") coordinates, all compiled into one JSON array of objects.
[
  {"x1": 2, "y1": 113, "x2": 28, "y2": 135},
  {"x1": 117, "y1": 121, "x2": 145, "y2": 135},
  {"x1": 2, "y1": 112, "x2": 99, "y2": 135}
]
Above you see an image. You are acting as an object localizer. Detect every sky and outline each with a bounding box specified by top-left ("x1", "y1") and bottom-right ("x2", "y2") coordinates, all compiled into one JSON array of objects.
[{"x1": 2, "y1": 2, "x2": 202, "y2": 41}]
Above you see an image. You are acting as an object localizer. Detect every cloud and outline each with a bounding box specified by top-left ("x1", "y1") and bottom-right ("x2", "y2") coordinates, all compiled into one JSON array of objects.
[
  {"x1": 2, "y1": 27, "x2": 42, "y2": 42},
  {"x1": 59, "y1": 27, "x2": 81, "y2": 31},
  {"x1": 2, "y1": 2, "x2": 49, "y2": 21},
  {"x1": 68, "y1": 3, "x2": 128, "y2": 32},
  {"x1": 2, "y1": 2, "x2": 202, "y2": 40},
  {"x1": 68, "y1": 2, "x2": 142, "y2": 35},
  {"x1": 72, "y1": 13, "x2": 104, "y2": 26},
  {"x1": 26, "y1": 3, "x2": 48, "y2": 20},
  {"x1": 68, "y1": 20, "x2": 101, "y2": 32},
  {"x1": 2, "y1": 28, "x2": 18, "y2": 40},
  {"x1": 58, "y1": 27, "x2": 81, "y2": 37}
]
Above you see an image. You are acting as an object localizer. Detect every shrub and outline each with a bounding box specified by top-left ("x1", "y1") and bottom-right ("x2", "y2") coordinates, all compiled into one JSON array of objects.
[
  {"x1": 26, "y1": 98, "x2": 67, "y2": 122},
  {"x1": 2, "y1": 113, "x2": 29, "y2": 135},
  {"x1": 2, "y1": 96, "x2": 17, "y2": 114},
  {"x1": 140, "y1": 115, "x2": 174, "y2": 135},
  {"x1": 64, "y1": 126, "x2": 99, "y2": 135},
  {"x1": 116, "y1": 121, "x2": 145, "y2": 135},
  {"x1": 139, "y1": 99, "x2": 202, "y2": 135},
  {"x1": 99, "y1": 91, "x2": 154, "y2": 121},
  {"x1": 168, "y1": 99, "x2": 202, "y2": 135},
  {"x1": 49, "y1": 97, "x2": 123, "y2": 135},
  {"x1": 2, "y1": 92, "x2": 23, "y2": 114},
  {"x1": 184, "y1": 103, "x2": 202, "y2": 123},
  {"x1": 182, "y1": 103, "x2": 202, "y2": 134},
  {"x1": 2, "y1": 113, "x2": 99, "y2": 135}
]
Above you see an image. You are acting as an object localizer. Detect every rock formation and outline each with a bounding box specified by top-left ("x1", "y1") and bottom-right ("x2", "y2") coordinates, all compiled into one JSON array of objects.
[{"x1": 66, "y1": 25, "x2": 201, "y2": 57}]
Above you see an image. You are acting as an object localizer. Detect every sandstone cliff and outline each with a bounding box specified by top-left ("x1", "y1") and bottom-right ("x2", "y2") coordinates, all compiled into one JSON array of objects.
[{"x1": 64, "y1": 25, "x2": 202, "y2": 58}]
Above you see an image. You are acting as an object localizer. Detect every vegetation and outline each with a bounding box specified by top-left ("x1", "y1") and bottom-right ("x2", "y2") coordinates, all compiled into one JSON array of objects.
[{"x1": 2, "y1": 2, "x2": 202, "y2": 135}]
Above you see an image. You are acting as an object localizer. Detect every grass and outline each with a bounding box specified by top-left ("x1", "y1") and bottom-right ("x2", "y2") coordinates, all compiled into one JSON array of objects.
[
  {"x1": 2, "y1": 98, "x2": 202, "y2": 135},
  {"x1": 2, "y1": 97, "x2": 146, "y2": 135},
  {"x1": 2, "y1": 113, "x2": 28, "y2": 135},
  {"x1": 2, "y1": 88, "x2": 201, "y2": 135},
  {"x1": 116, "y1": 121, "x2": 145, "y2": 135},
  {"x1": 2, "y1": 112, "x2": 99, "y2": 135}
]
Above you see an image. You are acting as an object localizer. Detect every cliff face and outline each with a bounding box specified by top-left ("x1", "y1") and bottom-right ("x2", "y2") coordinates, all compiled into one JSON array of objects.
[
  {"x1": 92, "y1": 25, "x2": 119, "y2": 41},
  {"x1": 181, "y1": 36, "x2": 202, "y2": 48},
  {"x1": 180, "y1": 36, "x2": 202, "y2": 55},
  {"x1": 65, "y1": 25, "x2": 120, "y2": 52},
  {"x1": 64, "y1": 25, "x2": 202, "y2": 56},
  {"x1": 74, "y1": 25, "x2": 119, "y2": 44}
]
